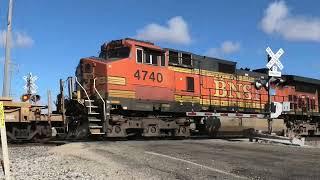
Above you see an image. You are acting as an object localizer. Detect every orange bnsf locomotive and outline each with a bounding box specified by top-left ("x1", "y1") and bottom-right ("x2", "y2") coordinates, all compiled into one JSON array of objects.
[{"x1": 60, "y1": 38, "x2": 319, "y2": 138}]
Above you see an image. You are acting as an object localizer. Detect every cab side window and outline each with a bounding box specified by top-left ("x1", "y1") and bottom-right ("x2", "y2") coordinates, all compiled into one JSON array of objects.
[
  {"x1": 168, "y1": 51, "x2": 192, "y2": 67},
  {"x1": 144, "y1": 51, "x2": 159, "y2": 65},
  {"x1": 182, "y1": 53, "x2": 192, "y2": 66},
  {"x1": 144, "y1": 52, "x2": 151, "y2": 64},
  {"x1": 169, "y1": 51, "x2": 179, "y2": 64},
  {"x1": 186, "y1": 77, "x2": 194, "y2": 92},
  {"x1": 152, "y1": 54, "x2": 158, "y2": 65},
  {"x1": 136, "y1": 47, "x2": 166, "y2": 67},
  {"x1": 136, "y1": 49, "x2": 143, "y2": 63},
  {"x1": 83, "y1": 63, "x2": 92, "y2": 73},
  {"x1": 160, "y1": 55, "x2": 165, "y2": 66}
]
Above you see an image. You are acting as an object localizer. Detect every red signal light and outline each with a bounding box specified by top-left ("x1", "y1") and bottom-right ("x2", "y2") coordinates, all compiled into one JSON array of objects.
[{"x1": 21, "y1": 94, "x2": 30, "y2": 102}]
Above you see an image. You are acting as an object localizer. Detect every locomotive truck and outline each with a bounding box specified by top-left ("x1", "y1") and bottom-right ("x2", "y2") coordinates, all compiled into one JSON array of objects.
[{"x1": 1, "y1": 38, "x2": 319, "y2": 141}]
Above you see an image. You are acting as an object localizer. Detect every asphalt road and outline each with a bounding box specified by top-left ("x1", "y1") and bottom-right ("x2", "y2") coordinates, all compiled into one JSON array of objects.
[{"x1": 52, "y1": 139, "x2": 320, "y2": 180}]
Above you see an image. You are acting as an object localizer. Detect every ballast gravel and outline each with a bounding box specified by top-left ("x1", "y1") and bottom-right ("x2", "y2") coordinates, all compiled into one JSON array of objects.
[
  {"x1": 0, "y1": 143, "x2": 155, "y2": 180},
  {"x1": 0, "y1": 145, "x2": 97, "y2": 180}
]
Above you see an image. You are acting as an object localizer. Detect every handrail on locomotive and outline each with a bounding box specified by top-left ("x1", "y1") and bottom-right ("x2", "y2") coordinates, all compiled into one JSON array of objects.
[
  {"x1": 74, "y1": 76, "x2": 92, "y2": 113},
  {"x1": 93, "y1": 78, "x2": 107, "y2": 131}
]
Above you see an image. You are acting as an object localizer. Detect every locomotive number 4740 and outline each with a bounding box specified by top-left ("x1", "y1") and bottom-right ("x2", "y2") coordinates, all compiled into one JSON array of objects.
[{"x1": 134, "y1": 70, "x2": 163, "y2": 83}]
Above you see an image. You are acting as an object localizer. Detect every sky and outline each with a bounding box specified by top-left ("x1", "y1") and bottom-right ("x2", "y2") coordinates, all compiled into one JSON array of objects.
[{"x1": 0, "y1": 0, "x2": 319, "y2": 103}]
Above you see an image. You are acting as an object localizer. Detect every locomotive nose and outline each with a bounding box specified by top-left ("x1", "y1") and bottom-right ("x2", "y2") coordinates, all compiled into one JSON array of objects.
[{"x1": 76, "y1": 59, "x2": 97, "y2": 95}]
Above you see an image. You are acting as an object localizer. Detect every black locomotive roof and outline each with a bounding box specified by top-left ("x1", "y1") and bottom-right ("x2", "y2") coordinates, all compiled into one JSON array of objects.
[
  {"x1": 283, "y1": 75, "x2": 320, "y2": 86},
  {"x1": 164, "y1": 48, "x2": 236, "y2": 65},
  {"x1": 165, "y1": 48, "x2": 237, "y2": 73},
  {"x1": 193, "y1": 54, "x2": 236, "y2": 65}
]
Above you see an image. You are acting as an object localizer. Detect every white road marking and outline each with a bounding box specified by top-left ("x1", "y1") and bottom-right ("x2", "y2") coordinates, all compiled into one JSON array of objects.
[{"x1": 145, "y1": 151, "x2": 249, "y2": 179}]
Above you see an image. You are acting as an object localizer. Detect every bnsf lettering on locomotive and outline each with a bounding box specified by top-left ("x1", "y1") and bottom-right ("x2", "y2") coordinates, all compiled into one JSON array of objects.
[
  {"x1": 212, "y1": 80, "x2": 255, "y2": 100},
  {"x1": 214, "y1": 81, "x2": 227, "y2": 97},
  {"x1": 134, "y1": 70, "x2": 163, "y2": 83}
]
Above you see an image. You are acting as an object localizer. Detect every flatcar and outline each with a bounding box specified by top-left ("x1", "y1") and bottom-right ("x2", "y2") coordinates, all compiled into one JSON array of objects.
[{"x1": 0, "y1": 96, "x2": 64, "y2": 142}]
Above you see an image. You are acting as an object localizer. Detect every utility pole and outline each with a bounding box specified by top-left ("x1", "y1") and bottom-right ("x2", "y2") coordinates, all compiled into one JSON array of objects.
[
  {"x1": 1, "y1": 0, "x2": 13, "y2": 179},
  {"x1": 2, "y1": 0, "x2": 13, "y2": 97}
]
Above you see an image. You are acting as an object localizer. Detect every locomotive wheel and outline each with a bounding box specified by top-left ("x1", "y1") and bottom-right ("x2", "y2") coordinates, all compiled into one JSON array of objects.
[
  {"x1": 143, "y1": 125, "x2": 159, "y2": 137},
  {"x1": 114, "y1": 125, "x2": 122, "y2": 134},
  {"x1": 150, "y1": 126, "x2": 157, "y2": 133},
  {"x1": 205, "y1": 116, "x2": 221, "y2": 137},
  {"x1": 174, "y1": 126, "x2": 190, "y2": 137},
  {"x1": 181, "y1": 127, "x2": 186, "y2": 134},
  {"x1": 67, "y1": 120, "x2": 89, "y2": 140}
]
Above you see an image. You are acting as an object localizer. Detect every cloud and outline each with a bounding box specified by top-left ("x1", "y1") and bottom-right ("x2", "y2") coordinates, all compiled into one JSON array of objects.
[
  {"x1": 205, "y1": 41, "x2": 240, "y2": 57},
  {"x1": 261, "y1": 1, "x2": 320, "y2": 42},
  {"x1": 0, "y1": 30, "x2": 6, "y2": 47},
  {"x1": 135, "y1": 16, "x2": 192, "y2": 45},
  {"x1": 15, "y1": 32, "x2": 34, "y2": 48},
  {"x1": 0, "y1": 30, "x2": 34, "y2": 48}
]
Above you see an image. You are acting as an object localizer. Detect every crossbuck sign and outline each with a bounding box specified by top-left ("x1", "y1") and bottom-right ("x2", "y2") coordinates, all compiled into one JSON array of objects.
[
  {"x1": 23, "y1": 73, "x2": 38, "y2": 94},
  {"x1": 266, "y1": 47, "x2": 284, "y2": 77}
]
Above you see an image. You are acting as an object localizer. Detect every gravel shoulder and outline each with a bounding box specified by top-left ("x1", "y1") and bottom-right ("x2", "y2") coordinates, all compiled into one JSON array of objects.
[{"x1": 0, "y1": 139, "x2": 319, "y2": 180}]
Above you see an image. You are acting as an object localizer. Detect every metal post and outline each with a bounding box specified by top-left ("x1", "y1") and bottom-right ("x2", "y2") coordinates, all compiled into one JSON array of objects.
[
  {"x1": 2, "y1": 0, "x2": 13, "y2": 97},
  {"x1": 71, "y1": 77, "x2": 75, "y2": 94},
  {"x1": 198, "y1": 60, "x2": 203, "y2": 106},
  {"x1": 60, "y1": 79, "x2": 65, "y2": 126},
  {"x1": 67, "y1": 77, "x2": 75, "y2": 99},
  {"x1": 268, "y1": 77, "x2": 273, "y2": 134},
  {"x1": 0, "y1": 102, "x2": 11, "y2": 180},
  {"x1": 209, "y1": 88, "x2": 212, "y2": 110},
  {"x1": 67, "y1": 77, "x2": 71, "y2": 99},
  {"x1": 47, "y1": 90, "x2": 52, "y2": 125}
]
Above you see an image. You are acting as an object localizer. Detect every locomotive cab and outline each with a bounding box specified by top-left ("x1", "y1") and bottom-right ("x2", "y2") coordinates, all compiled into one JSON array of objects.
[{"x1": 98, "y1": 40, "x2": 131, "y2": 61}]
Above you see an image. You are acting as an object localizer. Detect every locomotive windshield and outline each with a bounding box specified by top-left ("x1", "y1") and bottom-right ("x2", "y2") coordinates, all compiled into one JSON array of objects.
[{"x1": 99, "y1": 46, "x2": 130, "y2": 60}]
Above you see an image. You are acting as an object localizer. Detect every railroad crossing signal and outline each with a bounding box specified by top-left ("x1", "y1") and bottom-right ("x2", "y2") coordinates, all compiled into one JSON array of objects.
[
  {"x1": 23, "y1": 73, "x2": 38, "y2": 94},
  {"x1": 266, "y1": 47, "x2": 284, "y2": 77}
]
